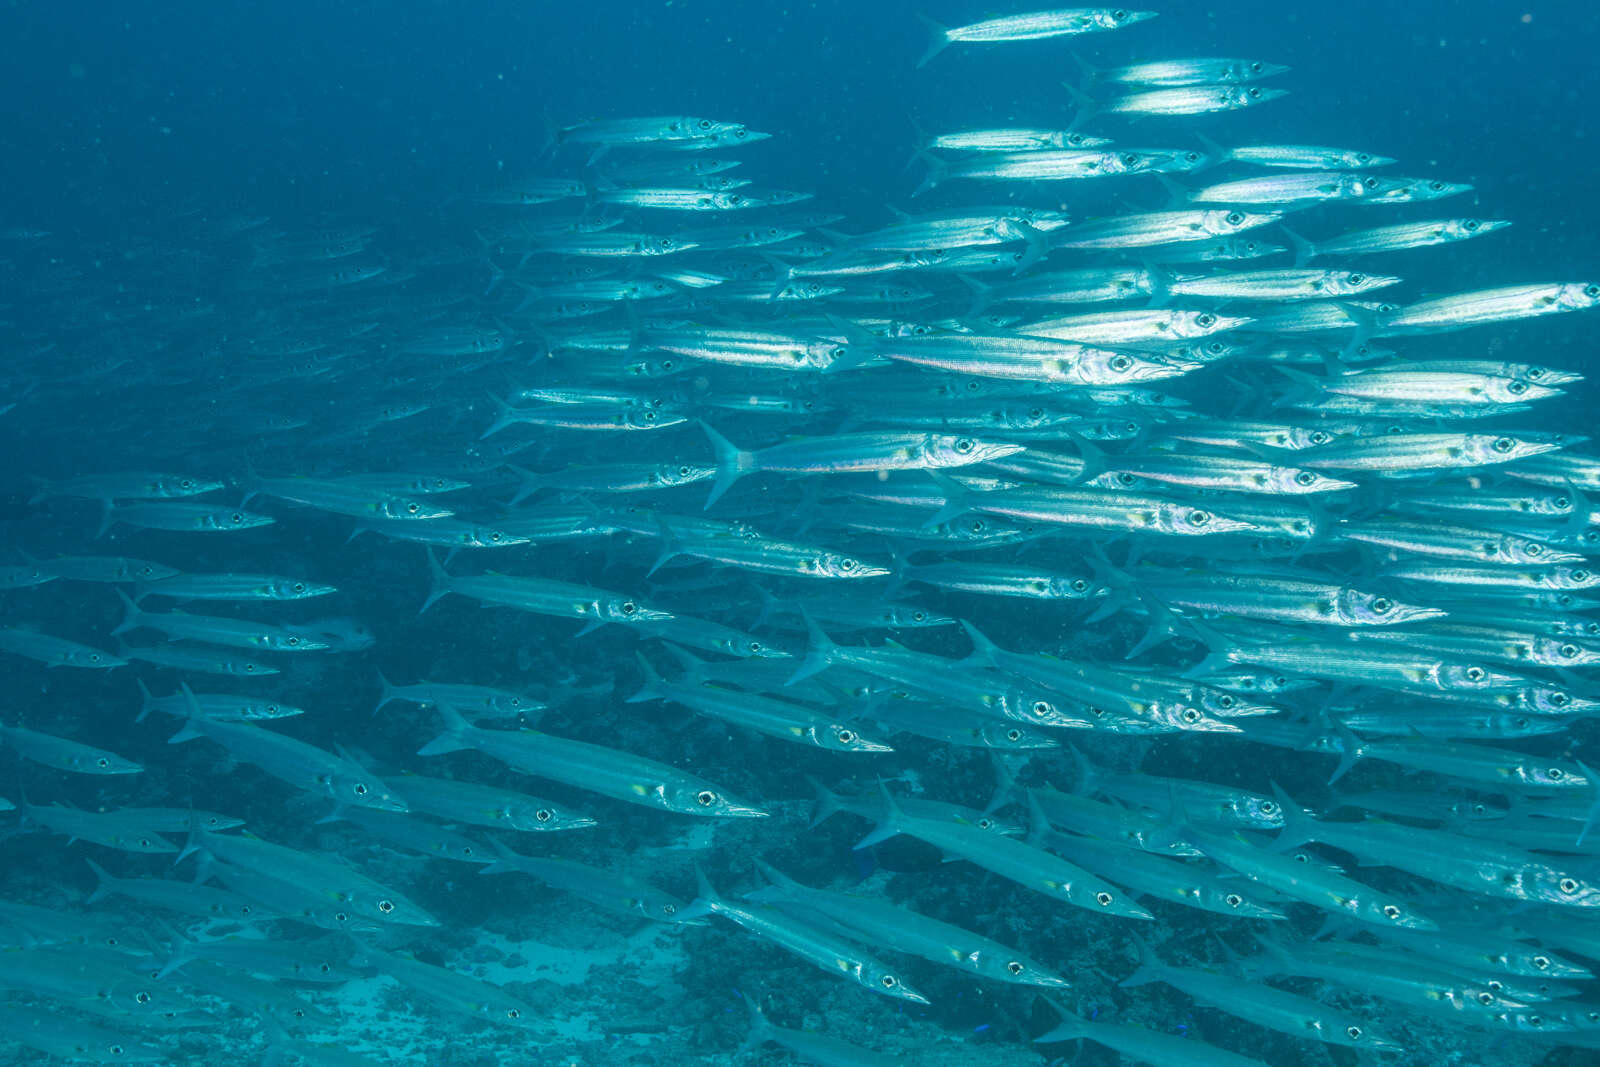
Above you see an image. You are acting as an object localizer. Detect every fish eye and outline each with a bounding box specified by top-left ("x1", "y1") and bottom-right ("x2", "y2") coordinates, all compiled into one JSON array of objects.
[
  {"x1": 695, "y1": 790, "x2": 716, "y2": 806},
  {"x1": 1250, "y1": 61, "x2": 1263, "y2": 72},
  {"x1": 1217, "y1": 694, "x2": 1236, "y2": 708},
  {"x1": 407, "y1": 502, "x2": 420, "y2": 513},
  {"x1": 1206, "y1": 341, "x2": 1225, "y2": 355},
  {"x1": 954, "y1": 437, "x2": 975, "y2": 454},
  {"x1": 506, "y1": 1008, "x2": 521, "y2": 1019},
  {"x1": 1072, "y1": 579, "x2": 1088, "y2": 592},
  {"x1": 678, "y1": 465, "x2": 692, "y2": 476},
  {"x1": 1225, "y1": 211, "x2": 1243, "y2": 225},
  {"x1": 134, "y1": 990, "x2": 151, "y2": 1004},
  {"x1": 1109, "y1": 354, "x2": 1133, "y2": 371},
  {"x1": 968, "y1": 520, "x2": 985, "y2": 533},
  {"x1": 1515, "y1": 717, "x2": 1531, "y2": 729},
  {"x1": 1032, "y1": 700, "x2": 1051, "y2": 715},
  {"x1": 1534, "y1": 955, "x2": 1551, "y2": 970},
  {"x1": 335, "y1": 911, "x2": 349, "y2": 922},
  {"x1": 1346, "y1": 1026, "x2": 1363, "y2": 1039},
  {"x1": 1465, "y1": 666, "x2": 1486, "y2": 682},
  {"x1": 533, "y1": 808, "x2": 553, "y2": 822},
  {"x1": 1122, "y1": 153, "x2": 1141, "y2": 166},
  {"x1": 180, "y1": 478, "x2": 195, "y2": 489},
  {"x1": 1225, "y1": 893, "x2": 1243, "y2": 907},
  {"x1": 1182, "y1": 708, "x2": 1201, "y2": 723},
  {"x1": 286, "y1": 636, "x2": 301, "y2": 646},
  {"x1": 621, "y1": 601, "x2": 638, "y2": 615},
  {"x1": 1197, "y1": 313, "x2": 1216, "y2": 327},
  {"x1": 836, "y1": 729, "x2": 856, "y2": 744},
  {"x1": 1556, "y1": 495, "x2": 1572, "y2": 508},
  {"x1": 378, "y1": 899, "x2": 395, "y2": 913},
  {"x1": 1294, "y1": 471, "x2": 1317, "y2": 486},
  {"x1": 1573, "y1": 569, "x2": 1591, "y2": 581},
  {"x1": 1247, "y1": 87, "x2": 1262, "y2": 98},
  {"x1": 1548, "y1": 767, "x2": 1565, "y2": 780},
  {"x1": 1492, "y1": 437, "x2": 1516, "y2": 453},
  {"x1": 1005, "y1": 960, "x2": 1025, "y2": 975},
  {"x1": 353, "y1": 783, "x2": 368, "y2": 795},
  {"x1": 1527, "y1": 544, "x2": 1544, "y2": 557},
  {"x1": 1464, "y1": 219, "x2": 1480, "y2": 230},
  {"x1": 1260, "y1": 800, "x2": 1277, "y2": 814},
  {"x1": 1189, "y1": 511, "x2": 1211, "y2": 527},
  {"x1": 1349, "y1": 273, "x2": 1366, "y2": 285},
  {"x1": 1116, "y1": 473, "x2": 1137, "y2": 487},
  {"x1": 698, "y1": 119, "x2": 711, "y2": 130},
  {"x1": 838, "y1": 558, "x2": 858, "y2": 572},
  {"x1": 489, "y1": 531, "x2": 503, "y2": 542},
  {"x1": 1429, "y1": 181, "x2": 1444, "y2": 191},
  {"x1": 292, "y1": 582, "x2": 306, "y2": 592},
  {"x1": 1559, "y1": 644, "x2": 1580, "y2": 659},
  {"x1": 912, "y1": 611, "x2": 927, "y2": 621},
  {"x1": 1363, "y1": 176, "x2": 1380, "y2": 189},
  {"x1": 97, "y1": 757, "x2": 110, "y2": 768},
  {"x1": 1006, "y1": 729, "x2": 1023, "y2": 742},
  {"x1": 1508, "y1": 380, "x2": 1528, "y2": 394},
  {"x1": 1478, "y1": 992, "x2": 1495, "y2": 1005},
  {"x1": 1028, "y1": 406, "x2": 1045, "y2": 419},
  {"x1": 1184, "y1": 151, "x2": 1199, "y2": 163},
  {"x1": 1581, "y1": 283, "x2": 1600, "y2": 297},
  {"x1": 1372, "y1": 597, "x2": 1393, "y2": 613},
  {"x1": 1310, "y1": 430, "x2": 1331, "y2": 444},
  {"x1": 662, "y1": 903, "x2": 677, "y2": 915},
  {"x1": 880, "y1": 974, "x2": 898, "y2": 989},
  {"x1": 1383, "y1": 905, "x2": 1402, "y2": 919},
  {"x1": 230, "y1": 512, "x2": 243, "y2": 523},
  {"x1": 1095, "y1": 891, "x2": 1113, "y2": 906}
]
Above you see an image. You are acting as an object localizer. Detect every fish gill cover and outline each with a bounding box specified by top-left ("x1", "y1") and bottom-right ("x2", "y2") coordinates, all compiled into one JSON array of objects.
[{"x1": 1, "y1": 2, "x2": 1600, "y2": 1065}]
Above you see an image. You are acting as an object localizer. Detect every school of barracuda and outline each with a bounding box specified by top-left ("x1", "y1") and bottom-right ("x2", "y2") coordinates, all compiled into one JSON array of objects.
[{"x1": 4, "y1": 5, "x2": 1600, "y2": 1066}]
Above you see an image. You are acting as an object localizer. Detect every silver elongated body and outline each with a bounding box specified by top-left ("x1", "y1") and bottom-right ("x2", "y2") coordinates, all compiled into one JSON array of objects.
[
  {"x1": 0, "y1": 723, "x2": 142, "y2": 774},
  {"x1": 1097, "y1": 57, "x2": 1289, "y2": 86},
  {"x1": 1036, "y1": 998, "x2": 1272, "y2": 1066},
  {"x1": 920, "y1": 9, "x2": 1155, "y2": 67},
  {"x1": 1121, "y1": 938, "x2": 1404, "y2": 1052},
  {"x1": 390, "y1": 772, "x2": 594, "y2": 833},
  {"x1": 1380, "y1": 282, "x2": 1600, "y2": 334},
  {"x1": 0, "y1": 628, "x2": 125, "y2": 668},
  {"x1": 857, "y1": 787, "x2": 1153, "y2": 919},
  {"x1": 1096, "y1": 84, "x2": 1287, "y2": 116},
  {"x1": 418, "y1": 704, "x2": 766, "y2": 818},
  {"x1": 1181, "y1": 822, "x2": 1438, "y2": 931},
  {"x1": 1224, "y1": 143, "x2": 1394, "y2": 168},
  {"x1": 751, "y1": 861, "x2": 1070, "y2": 987},
  {"x1": 170, "y1": 710, "x2": 407, "y2": 812},
  {"x1": 689, "y1": 868, "x2": 929, "y2": 1003},
  {"x1": 1293, "y1": 217, "x2": 1508, "y2": 259}
]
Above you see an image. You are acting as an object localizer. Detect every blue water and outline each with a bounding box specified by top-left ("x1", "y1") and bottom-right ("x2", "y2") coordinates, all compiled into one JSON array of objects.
[{"x1": 4, "y1": 3, "x2": 1600, "y2": 1065}]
